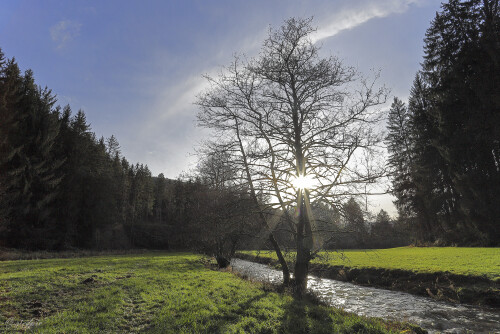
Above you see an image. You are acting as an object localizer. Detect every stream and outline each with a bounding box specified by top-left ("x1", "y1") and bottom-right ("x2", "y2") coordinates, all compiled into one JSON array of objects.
[{"x1": 231, "y1": 258, "x2": 500, "y2": 334}]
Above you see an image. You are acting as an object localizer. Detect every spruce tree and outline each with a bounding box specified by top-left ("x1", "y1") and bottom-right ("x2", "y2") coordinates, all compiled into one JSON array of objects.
[
  {"x1": 386, "y1": 97, "x2": 415, "y2": 216},
  {"x1": 388, "y1": 0, "x2": 500, "y2": 245},
  {"x1": 0, "y1": 57, "x2": 63, "y2": 248},
  {"x1": 422, "y1": 0, "x2": 500, "y2": 244}
]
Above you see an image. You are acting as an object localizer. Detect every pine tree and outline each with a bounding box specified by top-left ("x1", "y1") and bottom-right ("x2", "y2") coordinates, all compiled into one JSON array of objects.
[
  {"x1": 343, "y1": 198, "x2": 367, "y2": 247},
  {"x1": 106, "y1": 135, "x2": 121, "y2": 157},
  {"x1": 153, "y1": 173, "x2": 167, "y2": 223},
  {"x1": 0, "y1": 57, "x2": 63, "y2": 248},
  {"x1": 386, "y1": 97, "x2": 415, "y2": 216},
  {"x1": 422, "y1": 0, "x2": 500, "y2": 244},
  {"x1": 0, "y1": 51, "x2": 24, "y2": 236},
  {"x1": 372, "y1": 209, "x2": 392, "y2": 238},
  {"x1": 389, "y1": 0, "x2": 500, "y2": 245},
  {"x1": 407, "y1": 74, "x2": 446, "y2": 242}
]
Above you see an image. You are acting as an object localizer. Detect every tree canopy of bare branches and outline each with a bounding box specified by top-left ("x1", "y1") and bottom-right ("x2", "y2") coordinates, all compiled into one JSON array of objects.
[{"x1": 196, "y1": 17, "x2": 388, "y2": 296}]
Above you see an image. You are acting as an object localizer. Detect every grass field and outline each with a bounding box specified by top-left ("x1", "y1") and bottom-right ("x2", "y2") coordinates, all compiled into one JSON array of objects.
[
  {"x1": 0, "y1": 252, "x2": 420, "y2": 333},
  {"x1": 243, "y1": 247, "x2": 500, "y2": 280}
]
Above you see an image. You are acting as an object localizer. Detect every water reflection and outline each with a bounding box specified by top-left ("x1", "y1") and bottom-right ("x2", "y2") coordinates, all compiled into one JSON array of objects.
[{"x1": 231, "y1": 258, "x2": 500, "y2": 334}]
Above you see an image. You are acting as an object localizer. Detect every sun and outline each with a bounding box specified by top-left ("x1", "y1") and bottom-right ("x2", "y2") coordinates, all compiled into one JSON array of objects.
[{"x1": 291, "y1": 174, "x2": 315, "y2": 190}]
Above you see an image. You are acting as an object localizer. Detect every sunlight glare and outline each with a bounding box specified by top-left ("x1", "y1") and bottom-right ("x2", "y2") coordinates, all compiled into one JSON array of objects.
[{"x1": 291, "y1": 174, "x2": 315, "y2": 190}]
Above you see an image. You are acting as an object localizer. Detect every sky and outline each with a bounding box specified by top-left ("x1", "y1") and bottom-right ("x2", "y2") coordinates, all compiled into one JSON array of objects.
[{"x1": 1, "y1": 0, "x2": 443, "y2": 216}]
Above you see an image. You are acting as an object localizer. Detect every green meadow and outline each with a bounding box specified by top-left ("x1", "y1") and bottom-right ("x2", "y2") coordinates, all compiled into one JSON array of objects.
[
  {"x1": 244, "y1": 247, "x2": 500, "y2": 280},
  {"x1": 0, "y1": 252, "x2": 420, "y2": 333}
]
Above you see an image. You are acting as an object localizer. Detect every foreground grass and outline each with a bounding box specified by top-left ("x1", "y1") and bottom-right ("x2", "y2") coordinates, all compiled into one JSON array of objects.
[
  {"x1": 0, "y1": 252, "x2": 418, "y2": 333},
  {"x1": 243, "y1": 247, "x2": 500, "y2": 280}
]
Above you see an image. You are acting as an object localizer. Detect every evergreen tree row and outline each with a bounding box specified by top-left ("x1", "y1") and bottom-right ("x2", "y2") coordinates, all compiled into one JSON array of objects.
[
  {"x1": 0, "y1": 49, "x2": 208, "y2": 250},
  {"x1": 386, "y1": 0, "x2": 500, "y2": 246}
]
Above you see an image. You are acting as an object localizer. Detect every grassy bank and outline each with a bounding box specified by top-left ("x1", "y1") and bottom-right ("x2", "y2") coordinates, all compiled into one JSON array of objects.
[
  {"x1": 0, "y1": 252, "x2": 420, "y2": 333},
  {"x1": 238, "y1": 247, "x2": 500, "y2": 306},
  {"x1": 242, "y1": 247, "x2": 500, "y2": 280}
]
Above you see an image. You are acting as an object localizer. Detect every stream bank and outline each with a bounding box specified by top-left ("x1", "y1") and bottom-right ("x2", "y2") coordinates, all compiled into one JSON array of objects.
[
  {"x1": 235, "y1": 252, "x2": 499, "y2": 307},
  {"x1": 231, "y1": 258, "x2": 500, "y2": 334}
]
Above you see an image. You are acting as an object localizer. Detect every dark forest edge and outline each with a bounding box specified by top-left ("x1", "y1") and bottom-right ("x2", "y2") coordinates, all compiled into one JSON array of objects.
[
  {"x1": 386, "y1": 0, "x2": 500, "y2": 246},
  {"x1": 0, "y1": 49, "x2": 230, "y2": 251}
]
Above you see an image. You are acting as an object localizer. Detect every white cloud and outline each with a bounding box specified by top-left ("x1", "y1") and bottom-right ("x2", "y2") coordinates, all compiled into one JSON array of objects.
[
  {"x1": 50, "y1": 20, "x2": 81, "y2": 49},
  {"x1": 311, "y1": 0, "x2": 423, "y2": 43}
]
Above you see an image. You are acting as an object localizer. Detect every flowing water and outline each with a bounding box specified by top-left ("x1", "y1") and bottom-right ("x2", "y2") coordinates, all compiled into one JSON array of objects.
[{"x1": 231, "y1": 258, "x2": 500, "y2": 334}]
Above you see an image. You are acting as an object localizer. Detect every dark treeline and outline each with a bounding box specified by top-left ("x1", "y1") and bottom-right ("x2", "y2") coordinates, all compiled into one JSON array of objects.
[
  {"x1": 0, "y1": 49, "x2": 214, "y2": 250},
  {"x1": 386, "y1": 0, "x2": 500, "y2": 246}
]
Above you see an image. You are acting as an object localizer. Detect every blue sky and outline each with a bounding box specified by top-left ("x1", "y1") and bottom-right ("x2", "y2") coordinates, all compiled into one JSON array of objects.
[{"x1": 1, "y1": 0, "x2": 443, "y2": 215}]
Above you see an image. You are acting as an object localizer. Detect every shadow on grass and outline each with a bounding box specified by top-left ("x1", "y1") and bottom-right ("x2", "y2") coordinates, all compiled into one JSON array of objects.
[
  {"x1": 205, "y1": 292, "x2": 271, "y2": 333},
  {"x1": 278, "y1": 297, "x2": 395, "y2": 334},
  {"x1": 191, "y1": 291, "x2": 393, "y2": 334}
]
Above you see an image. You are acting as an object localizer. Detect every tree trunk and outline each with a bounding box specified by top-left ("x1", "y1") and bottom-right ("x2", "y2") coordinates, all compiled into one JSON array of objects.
[
  {"x1": 293, "y1": 194, "x2": 310, "y2": 297},
  {"x1": 268, "y1": 233, "x2": 290, "y2": 285},
  {"x1": 294, "y1": 246, "x2": 309, "y2": 297},
  {"x1": 233, "y1": 115, "x2": 291, "y2": 286},
  {"x1": 215, "y1": 256, "x2": 230, "y2": 268}
]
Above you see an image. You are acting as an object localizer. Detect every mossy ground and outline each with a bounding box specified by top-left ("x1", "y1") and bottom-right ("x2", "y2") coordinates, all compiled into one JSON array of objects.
[
  {"x1": 0, "y1": 252, "x2": 420, "y2": 333},
  {"x1": 244, "y1": 247, "x2": 500, "y2": 280}
]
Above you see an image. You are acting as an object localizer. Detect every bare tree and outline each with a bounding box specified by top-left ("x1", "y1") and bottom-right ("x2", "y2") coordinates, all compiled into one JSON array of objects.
[
  {"x1": 192, "y1": 142, "x2": 258, "y2": 268},
  {"x1": 196, "y1": 141, "x2": 239, "y2": 190},
  {"x1": 196, "y1": 17, "x2": 388, "y2": 296}
]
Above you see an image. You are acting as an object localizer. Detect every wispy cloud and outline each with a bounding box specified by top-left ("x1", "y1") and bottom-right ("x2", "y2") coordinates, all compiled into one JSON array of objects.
[
  {"x1": 311, "y1": 0, "x2": 423, "y2": 43},
  {"x1": 50, "y1": 20, "x2": 81, "y2": 49},
  {"x1": 125, "y1": 73, "x2": 213, "y2": 176},
  {"x1": 127, "y1": 0, "x2": 428, "y2": 177},
  {"x1": 154, "y1": 74, "x2": 210, "y2": 122}
]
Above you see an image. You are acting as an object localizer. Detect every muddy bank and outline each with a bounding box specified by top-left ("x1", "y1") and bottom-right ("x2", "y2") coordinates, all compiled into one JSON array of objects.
[{"x1": 235, "y1": 253, "x2": 499, "y2": 307}]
